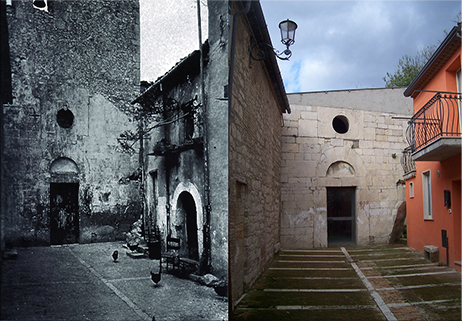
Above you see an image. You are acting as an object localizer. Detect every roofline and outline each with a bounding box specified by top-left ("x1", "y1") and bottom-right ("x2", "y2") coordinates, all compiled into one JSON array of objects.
[
  {"x1": 404, "y1": 24, "x2": 461, "y2": 98},
  {"x1": 131, "y1": 50, "x2": 198, "y2": 104},
  {"x1": 132, "y1": 41, "x2": 209, "y2": 105},
  {"x1": 247, "y1": 1, "x2": 291, "y2": 114},
  {"x1": 288, "y1": 86, "x2": 407, "y2": 95}
]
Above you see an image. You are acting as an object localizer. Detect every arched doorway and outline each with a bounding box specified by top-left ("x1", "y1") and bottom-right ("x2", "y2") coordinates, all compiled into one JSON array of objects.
[
  {"x1": 177, "y1": 192, "x2": 199, "y2": 260},
  {"x1": 49, "y1": 157, "x2": 79, "y2": 245}
]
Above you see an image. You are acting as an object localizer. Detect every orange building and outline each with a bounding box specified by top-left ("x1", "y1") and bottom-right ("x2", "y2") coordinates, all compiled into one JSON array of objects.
[{"x1": 402, "y1": 23, "x2": 461, "y2": 271}]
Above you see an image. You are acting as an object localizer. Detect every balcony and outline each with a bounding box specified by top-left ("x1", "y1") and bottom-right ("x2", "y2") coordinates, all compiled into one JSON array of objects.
[
  {"x1": 149, "y1": 137, "x2": 204, "y2": 157},
  {"x1": 401, "y1": 146, "x2": 416, "y2": 178},
  {"x1": 405, "y1": 92, "x2": 461, "y2": 162}
]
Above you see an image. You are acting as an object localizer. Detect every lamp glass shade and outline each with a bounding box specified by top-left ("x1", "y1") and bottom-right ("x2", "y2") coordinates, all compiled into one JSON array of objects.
[{"x1": 279, "y1": 19, "x2": 297, "y2": 46}]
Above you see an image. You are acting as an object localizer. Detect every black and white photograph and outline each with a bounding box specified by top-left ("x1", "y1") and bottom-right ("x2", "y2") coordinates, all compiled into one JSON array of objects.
[{"x1": 1, "y1": 0, "x2": 227, "y2": 320}]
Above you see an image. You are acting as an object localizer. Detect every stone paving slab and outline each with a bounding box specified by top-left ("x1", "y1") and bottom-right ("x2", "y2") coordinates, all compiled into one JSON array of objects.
[
  {"x1": 233, "y1": 244, "x2": 461, "y2": 321},
  {"x1": 1, "y1": 241, "x2": 227, "y2": 321}
]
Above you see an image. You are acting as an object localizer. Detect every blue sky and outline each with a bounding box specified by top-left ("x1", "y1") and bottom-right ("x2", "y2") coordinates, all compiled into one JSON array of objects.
[{"x1": 260, "y1": 0, "x2": 461, "y2": 93}]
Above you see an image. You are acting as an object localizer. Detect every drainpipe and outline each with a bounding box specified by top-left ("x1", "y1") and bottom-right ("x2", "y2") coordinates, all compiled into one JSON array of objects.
[
  {"x1": 139, "y1": 119, "x2": 148, "y2": 242},
  {"x1": 197, "y1": 0, "x2": 211, "y2": 274}
]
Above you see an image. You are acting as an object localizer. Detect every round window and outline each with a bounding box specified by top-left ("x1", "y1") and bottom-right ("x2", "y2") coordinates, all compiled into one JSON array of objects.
[
  {"x1": 332, "y1": 115, "x2": 349, "y2": 134},
  {"x1": 56, "y1": 109, "x2": 74, "y2": 128}
]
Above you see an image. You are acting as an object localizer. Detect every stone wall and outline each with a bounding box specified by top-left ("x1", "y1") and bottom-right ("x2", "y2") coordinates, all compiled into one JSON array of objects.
[
  {"x1": 3, "y1": 0, "x2": 141, "y2": 246},
  {"x1": 281, "y1": 88, "x2": 412, "y2": 248},
  {"x1": 229, "y1": 7, "x2": 284, "y2": 304}
]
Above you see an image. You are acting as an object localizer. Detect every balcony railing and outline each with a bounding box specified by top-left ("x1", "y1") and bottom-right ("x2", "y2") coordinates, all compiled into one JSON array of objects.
[
  {"x1": 400, "y1": 146, "x2": 416, "y2": 176},
  {"x1": 406, "y1": 92, "x2": 461, "y2": 152}
]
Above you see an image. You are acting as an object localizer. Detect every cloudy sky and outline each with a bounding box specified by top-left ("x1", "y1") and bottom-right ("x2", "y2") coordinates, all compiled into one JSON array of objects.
[
  {"x1": 140, "y1": 1, "x2": 460, "y2": 93},
  {"x1": 260, "y1": 0, "x2": 461, "y2": 93}
]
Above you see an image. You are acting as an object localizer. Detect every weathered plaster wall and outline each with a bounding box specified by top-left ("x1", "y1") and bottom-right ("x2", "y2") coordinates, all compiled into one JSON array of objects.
[
  {"x1": 144, "y1": 75, "x2": 205, "y2": 255},
  {"x1": 143, "y1": 0, "x2": 228, "y2": 278},
  {"x1": 281, "y1": 89, "x2": 412, "y2": 249},
  {"x1": 229, "y1": 6, "x2": 283, "y2": 304},
  {"x1": 3, "y1": 0, "x2": 141, "y2": 245}
]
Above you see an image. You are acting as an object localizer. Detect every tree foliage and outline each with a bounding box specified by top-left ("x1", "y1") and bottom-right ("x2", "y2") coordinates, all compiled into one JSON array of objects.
[{"x1": 383, "y1": 45, "x2": 436, "y2": 87}]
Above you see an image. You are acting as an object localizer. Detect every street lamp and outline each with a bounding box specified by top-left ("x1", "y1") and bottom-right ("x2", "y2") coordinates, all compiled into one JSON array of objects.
[{"x1": 250, "y1": 18, "x2": 298, "y2": 61}]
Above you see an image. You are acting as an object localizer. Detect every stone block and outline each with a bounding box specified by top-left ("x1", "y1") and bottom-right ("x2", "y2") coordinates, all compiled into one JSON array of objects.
[
  {"x1": 424, "y1": 245, "x2": 439, "y2": 262},
  {"x1": 298, "y1": 119, "x2": 318, "y2": 137},
  {"x1": 300, "y1": 111, "x2": 318, "y2": 120}
]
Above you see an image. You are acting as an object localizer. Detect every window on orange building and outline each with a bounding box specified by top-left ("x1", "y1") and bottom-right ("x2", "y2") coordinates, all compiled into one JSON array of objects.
[
  {"x1": 409, "y1": 182, "x2": 414, "y2": 199},
  {"x1": 422, "y1": 170, "x2": 433, "y2": 220},
  {"x1": 457, "y1": 69, "x2": 461, "y2": 93}
]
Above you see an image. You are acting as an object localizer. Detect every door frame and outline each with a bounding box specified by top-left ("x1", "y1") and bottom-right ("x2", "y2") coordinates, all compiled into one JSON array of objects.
[
  {"x1": 326, "y1": 186, "x2": 356, "y2": 245},
  {"x1": 49, "y1": 182, "x2": 79, "y2": 245}
]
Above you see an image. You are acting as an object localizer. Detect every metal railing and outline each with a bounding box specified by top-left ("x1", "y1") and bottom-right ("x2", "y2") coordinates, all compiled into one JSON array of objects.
[
  {"x1": 405, "y1": 92, "x2": 461, "y2": 152},
  {"x1": 400, "y1": 146, "x2": 416, "y2": 175}
]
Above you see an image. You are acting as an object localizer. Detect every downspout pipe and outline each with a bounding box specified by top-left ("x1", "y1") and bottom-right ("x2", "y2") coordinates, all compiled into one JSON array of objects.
[{"x1": 197, "y1": 0, "x2": 211, "y2": 274}]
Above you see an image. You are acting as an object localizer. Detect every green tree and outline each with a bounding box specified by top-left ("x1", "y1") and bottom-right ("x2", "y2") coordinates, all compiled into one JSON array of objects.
[{"x1": 383, "y1": 45, "x2": 436, "y2": 87}]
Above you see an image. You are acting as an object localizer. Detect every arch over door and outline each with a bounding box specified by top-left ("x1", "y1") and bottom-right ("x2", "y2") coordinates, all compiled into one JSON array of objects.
[{"x1": 171, "y1": 182, "x2": 204, "y2": 261}]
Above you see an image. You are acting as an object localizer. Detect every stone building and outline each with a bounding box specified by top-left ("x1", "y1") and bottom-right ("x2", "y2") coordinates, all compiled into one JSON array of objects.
[
  {"x1": 281, "y1": 88, "x2": 413, "y2": 248},
  {"x1": 132, "y1": 1, "x2": 228, "y2": 278},
  {"x1": 229, "y1": 0, "x2": 291, "y2": 308},
  {"x1": 2, "y1": 0, "x2": 141, "y2": 246}
]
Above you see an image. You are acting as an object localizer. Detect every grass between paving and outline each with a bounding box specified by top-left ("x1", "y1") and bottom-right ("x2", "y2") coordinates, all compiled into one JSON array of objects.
[
  {"x1": 233, "y1": 307, "x2": 387, "y2": 321},
  {"x1": 237, "y1": 290, "x2": 375, "y2": 308},
  {"x1": 349, "y1": 253, "x2": 424, "y2": 262},
  {"x1": 383, "y1": 271, "x2": 461, "y2": 286},
  {"x1": 252, "y1": 275, "x2": 365, "y2": 290},
  {"x1": 415, "y1": 300, "x2": 462, "y2": 320},
  {"x1": 234, "y1": 245, "x2": 461, "y2": 321},
  {"x1": 397, "y1": 284, "x2": 461, "y2": 303},
  {"x1": 265, "y1": 268, "x2": 358, "y2": 278},
  {"x1": 271, "y1": 261, "x2": 350, "y2": 269}
]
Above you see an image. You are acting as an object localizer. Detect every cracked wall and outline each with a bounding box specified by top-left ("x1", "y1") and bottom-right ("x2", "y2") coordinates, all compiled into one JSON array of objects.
[{"x1": 281, "y1": 88, "x2": 412, "y2": 248}]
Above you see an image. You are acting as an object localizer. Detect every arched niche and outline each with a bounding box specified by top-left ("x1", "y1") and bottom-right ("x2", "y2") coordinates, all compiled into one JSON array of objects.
[
  {"x1": 50, "y1": 157, "x2": 79, "y2": 174},
  {"x1": 327, "y1": 161, "x2": 355, "y2": 177}
]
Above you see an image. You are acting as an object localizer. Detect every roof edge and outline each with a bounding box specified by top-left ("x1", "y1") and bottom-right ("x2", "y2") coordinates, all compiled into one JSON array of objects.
[
  {"x1": 404, "y1": 24, "x2": 461, "y2": 97},
  {"x1": 249, "y1": 1, "x2": 291, "y2": 114}
]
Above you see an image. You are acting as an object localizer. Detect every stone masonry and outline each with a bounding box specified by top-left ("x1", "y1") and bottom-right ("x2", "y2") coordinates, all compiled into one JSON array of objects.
[
  {"x1": 229, "y1": 1, "x2": 286, "y2": 306},
  {"x1": 281, "y1": 88, "x2": 413, "y2": 249}
]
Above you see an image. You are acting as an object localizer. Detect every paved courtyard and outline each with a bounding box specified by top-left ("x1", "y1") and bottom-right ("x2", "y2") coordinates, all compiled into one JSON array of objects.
[
  {"x1": 1, "y1": 241, "x2": 227, "y2": 321},
  {"x1": 233, "y1": 244, "x2": 461, "y2": 321}
]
